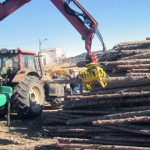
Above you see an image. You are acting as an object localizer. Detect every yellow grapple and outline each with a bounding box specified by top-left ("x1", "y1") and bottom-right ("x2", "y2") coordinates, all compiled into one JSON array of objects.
[{"x1": 80, "y1": 63, "x2": 108, "y2": 91}]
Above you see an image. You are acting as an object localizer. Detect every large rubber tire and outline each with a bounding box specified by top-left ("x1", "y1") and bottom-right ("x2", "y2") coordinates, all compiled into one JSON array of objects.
[{"x1": 12, "y1": 76, "x2": 45, "y2": 118}]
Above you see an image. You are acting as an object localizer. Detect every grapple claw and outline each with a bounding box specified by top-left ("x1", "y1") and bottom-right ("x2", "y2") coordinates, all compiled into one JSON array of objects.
[{"x1": 80, "y1": 63, "x2": 108, "y2": 91}]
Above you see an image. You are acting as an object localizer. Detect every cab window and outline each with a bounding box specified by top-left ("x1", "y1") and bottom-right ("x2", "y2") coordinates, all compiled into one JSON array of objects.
[{"x1": 22, "y1": 54, "x2": 36, "y2": 70}]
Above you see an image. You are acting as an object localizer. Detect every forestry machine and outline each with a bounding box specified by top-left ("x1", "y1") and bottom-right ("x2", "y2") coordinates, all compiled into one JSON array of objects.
[{"x1": 0, "y1": 0, "x2": 108, "y2": 118}]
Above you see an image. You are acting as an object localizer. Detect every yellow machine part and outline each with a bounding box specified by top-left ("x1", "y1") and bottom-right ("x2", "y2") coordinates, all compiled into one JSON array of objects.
[
  {"x1": 49, "y1": 69, "x2": 68, "y2": 78},
  {"x1": 80, "y1": 63, "x2": 108, "y2": 91}
]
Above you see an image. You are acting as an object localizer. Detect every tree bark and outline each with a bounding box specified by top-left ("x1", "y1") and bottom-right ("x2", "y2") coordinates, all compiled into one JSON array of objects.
[
  {"x1": 66, "y1": 91, "x2": 150, "y2": 100},
  {"x1": 63, "y1": 96, "x2": 150, "y2": 109},
  {"x1": 66, "y1": 110, "x2": 150, "y2": 125},
  {"x1": 105, "y1": 124, "x2": 150, "y2": 136},
  {"x1": 113, "y1": 40, "x2": 150, "y2": 50},
  {"x1": 121, "y1": 53, "x2": 150, "y2": 60},
  {"x1": 43, "y1": 126, "x2": 114, "y2": 133},
  {"x1": 58, "y1": 143, "x2": 150, "y2": 150},
  {"x1": 117, "y1": 64, "x2": 150, "y2": 69},
  {"x1": 126, "y1": 73, "x2": 150, "y2": 76},
  {"x1": 93, "y1": 116, "x2": 150, "y2": 125},
  {"x1": 120, "y1": 49, "x2": 150, "y2": 55},
  {"x1": 103, "y1": 59, "x2": 150, "y2": 65}
]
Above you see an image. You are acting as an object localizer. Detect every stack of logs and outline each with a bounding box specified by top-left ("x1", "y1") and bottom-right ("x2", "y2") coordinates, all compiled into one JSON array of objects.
[
  {"x1": 101, "y1": 40, "x2": 150, "y2": 77},
  {"x1": 42, "y1": 40, "x2": 150, "y2": 150}
]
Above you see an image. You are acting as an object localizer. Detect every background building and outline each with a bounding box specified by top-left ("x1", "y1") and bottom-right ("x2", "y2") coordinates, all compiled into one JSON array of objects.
[
  {"x1": 62, "y1": 51, "x2": 103, "y2": 64},
  {"x1": 39, "y1": 47, "x2": 61, "y2": 65},
  {"x1": 39, "y1": 47, "x2": 103, "y2": 66}
]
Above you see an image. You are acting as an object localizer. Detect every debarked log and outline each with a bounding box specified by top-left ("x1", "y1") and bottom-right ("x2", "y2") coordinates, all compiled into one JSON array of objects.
[
  {"x1": 56, "y1": 137, "x2": 103, "y2": 144},
  {"x1": 117, "y1": 64, "x2": 150, "y2": 69},
  {"x1": 119, "y1": 105, "x2": 150, "y2": 112},
  {"x1": 104, "y1": 76, "x2": 150, "y2": 85},
  {"x1": 92, "y1": 116, "x2": 150, "y2": 125},
  {"x1": 83, "y1": 85, "x2": 150, "y2": 95},
  {"x1": 93, "y1": 135, "x2": 150, "y2": 143},
  {"x1": 106, "y1": 76, "x2": 150, "y2": 88},
  {"x1": 114, "y1": 44, "x2": 150, "y2": 50},
  {"x1": 105, "y1": 124, "x2": 150, "y2": 136},
  {"x1": 56, "y1": 137, "x2": 147, "y2": 146},
  {"x1": 126, "y1": 73, "x2": 150, "y2": 76},
  {"x1": 113, "y1": 40, "x2": 150, "y2": 50},
  {"x1": 43, "y1": 126, "x2": 115, "y2": 133},
  {"x1": 120, "y1": 49, "x2": 150, "y2": 55},
  {"x1": 115, "y1": 40, "x2": 150, "y2": 47},
  {"x1": 63, "y1": 110, "x2": 119, "y2": 115},
  {"x1": 127, "y1": 69, "x2": 150, "y2": 72},
  {"x1": 121, "y1": 53, "x2": 150, "y2": 60},
  {"x1": 58, "y1": 143, "x2": 150, "y2": 150},
  {"x1": 65, "y1": 91, "x2": 150, "y2": 100},
  {"x1": 66, "y1": 110, "x2": 150, "y2": 125},
  {"x1": 102, "y1": 59, "x2": 150, "y2": 65},
  {"x1": 63, "y1": 96, "x2": 150, "y2": 109}
]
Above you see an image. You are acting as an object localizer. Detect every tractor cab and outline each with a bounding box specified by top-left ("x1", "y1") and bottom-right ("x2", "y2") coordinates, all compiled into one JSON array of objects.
[
  {"x1": 0, "y1": 48, "x2": 38, "y2": 72},
  {"x1": 0, "y1": 48, "x2": 40, "y2": 85},
  {"x1": 0, "y1": 49, "x2": 19, "y2": 76}
]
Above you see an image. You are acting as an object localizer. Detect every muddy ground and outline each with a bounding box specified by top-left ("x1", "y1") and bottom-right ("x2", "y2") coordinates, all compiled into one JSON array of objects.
[{"x1": 0, "y1": 104, "x2": 62, "y2": 150}]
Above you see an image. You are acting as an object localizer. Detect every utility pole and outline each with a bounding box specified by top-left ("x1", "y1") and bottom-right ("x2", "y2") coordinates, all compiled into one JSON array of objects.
[
  {"x1": 38, "y1": 38, "x2": 47, "y2": 77},
  {"x1": 39, "y1": 38, "x2": 47, "y2": 52}
]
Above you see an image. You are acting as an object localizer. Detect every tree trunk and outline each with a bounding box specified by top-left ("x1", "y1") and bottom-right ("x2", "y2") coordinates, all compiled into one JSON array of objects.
[
  {"x1": 66, "y1": 110, "x2": 150, "y2": 125},
  {"x1": 93, "y1": 116, "x2": 150, "y2": 125}
]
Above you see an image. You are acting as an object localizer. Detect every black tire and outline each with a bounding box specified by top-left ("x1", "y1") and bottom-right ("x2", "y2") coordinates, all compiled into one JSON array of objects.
[{"x1": 12, "y1": 76, "x2": 45, "y2": 118}]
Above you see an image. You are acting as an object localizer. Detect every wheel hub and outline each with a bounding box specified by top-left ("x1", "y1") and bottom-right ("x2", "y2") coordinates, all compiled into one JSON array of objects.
[{"x1": 29, "y1": 85, "x2": 42, "y2": 111}]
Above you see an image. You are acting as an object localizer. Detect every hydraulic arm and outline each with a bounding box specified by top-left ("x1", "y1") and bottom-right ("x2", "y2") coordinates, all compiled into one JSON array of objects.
[
  {"x1": 51, "y1": 0, "x2": 106, "y2": 62},
  {"x1": 0, "y1": 0, "x2": 30, "y2": 21},
  {"x1": 0, "y1": 0, "x2": 105, "y2": 62},
  {"x1": 50, "y1": 0, "x2": 108, "y2": 90},
  {"x1": 0, "y1": 0, "x2": 108, "y2": 90}
]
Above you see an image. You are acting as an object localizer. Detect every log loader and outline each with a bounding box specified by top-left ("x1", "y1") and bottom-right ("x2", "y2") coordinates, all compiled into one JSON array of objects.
[{"x1": 0, "y1": 0, "x2": 108, "y2": 118}]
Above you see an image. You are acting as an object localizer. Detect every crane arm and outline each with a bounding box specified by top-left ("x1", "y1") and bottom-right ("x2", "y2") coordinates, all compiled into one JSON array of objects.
[
  {"x1": 0, "y1": 0, "x2": 105, "y2": 62},
  {"x1": 0, "y1": 0, "x2": 30, "y2": 21},
  {"x1": 51, "y1": 0, "x2": 102, "y2": 62},
  {"x1": 0, "y1": 0, "x2": 108, "y2": 90}
]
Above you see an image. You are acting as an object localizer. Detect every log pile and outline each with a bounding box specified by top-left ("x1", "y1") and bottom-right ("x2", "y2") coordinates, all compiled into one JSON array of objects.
[
  {"x1": 101, "y1": 40, "x2": 150, "y2": 77},
  {"x1": 42, "y1": 40, "x2": 150, "y2": 149}
]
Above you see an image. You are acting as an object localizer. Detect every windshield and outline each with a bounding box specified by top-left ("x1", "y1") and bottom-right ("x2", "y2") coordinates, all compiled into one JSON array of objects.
[{"x1": 0, "y1": 54, "x2": 19, "y2": 75}]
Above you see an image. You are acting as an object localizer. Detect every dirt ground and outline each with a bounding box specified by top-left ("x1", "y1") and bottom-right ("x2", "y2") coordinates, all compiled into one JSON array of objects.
[{"x1": 0, "y1": 105, "x2": 61, "y2": 150}]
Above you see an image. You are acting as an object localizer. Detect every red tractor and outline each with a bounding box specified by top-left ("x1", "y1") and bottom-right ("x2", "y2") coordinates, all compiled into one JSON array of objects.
[{"x1": 0, "y1": 47, "x2": 64, "y2": 118}]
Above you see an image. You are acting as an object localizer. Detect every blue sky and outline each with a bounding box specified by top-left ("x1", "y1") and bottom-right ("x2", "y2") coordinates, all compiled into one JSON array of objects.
[{"x1": 0, "y1": 0, "x2": 150, "y2": 56}]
